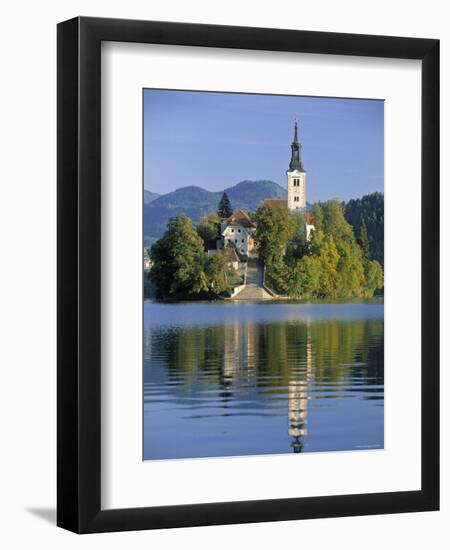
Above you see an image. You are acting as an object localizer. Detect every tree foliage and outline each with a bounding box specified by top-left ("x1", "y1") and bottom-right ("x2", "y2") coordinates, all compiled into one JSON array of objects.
[
  {"x1": 255, "y1": 204, "x2": 296, "y2": 261},
  {"x1": 217, "y1": 192, "x2": 233, "y2": 218},
  {"x1": 150, "y1": 196, "x2": 384, "y2": 301},
  {"x1": 260, "y1": 200, "x2": 384, "y2": 299},
  {"x1": 358, "y1": 221, "x2": 370, "y2": 264},
  {"x1": 344, "y1": 192, "x2": 384, "y2": 266},
  {"x1": 196, "y1": 213, "x2": 221, "y2": 248},
  {"x1": 150, "y1": 214, "x2": 235, "y2": 299}
]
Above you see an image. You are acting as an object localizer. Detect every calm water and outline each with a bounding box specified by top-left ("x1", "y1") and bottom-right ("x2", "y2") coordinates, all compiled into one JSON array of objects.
[{"x1": 144, "y1": 301, "x2": 384, "y2": 460}]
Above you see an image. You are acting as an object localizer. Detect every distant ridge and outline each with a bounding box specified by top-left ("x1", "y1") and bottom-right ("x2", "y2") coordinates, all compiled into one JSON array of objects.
[
  {"x1": 144, "y1": 190, "x2": 160, "y2": 204},
  {"x1": 144, "y1": 180, "x2": 287, "y2": 245}
]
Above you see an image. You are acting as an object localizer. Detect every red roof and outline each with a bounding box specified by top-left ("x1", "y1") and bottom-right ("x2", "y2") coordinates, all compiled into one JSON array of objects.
[
  {"x1": 305, "y1": 211, "x2": 315, "y2": 224},
  {"x1": 262, "y1": 199, "x2": 288, "y2": 209},
  {"x1": 224, "y1": 209, "x2": 256, "y2": 228}
]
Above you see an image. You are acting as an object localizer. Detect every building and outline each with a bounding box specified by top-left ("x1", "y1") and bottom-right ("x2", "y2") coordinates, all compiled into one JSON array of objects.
[
  {"x1": 261, "y1": 122, "x2": 315, "y2": 241},
  {"x1": 208, "y1": 246, "x2": 241, "y2": 271},
  {"x1": 221, "y1": 209, "x2": 256, "y2": 256},
  {"x1": 220, "y1": 123, "x2": 313, "y2": 257},
  {"x1": 262, "y1": 122, "x2": 308, "y2": 212},
  {"x1": 143, "y1": 248, "x2": 152, "y2": 271},
  {"x1": 223, "y1": 245, "x2": 241, "y2": 271},
  {"x1": 287, "y1": 121, "x2": 307, "y2": 211}
]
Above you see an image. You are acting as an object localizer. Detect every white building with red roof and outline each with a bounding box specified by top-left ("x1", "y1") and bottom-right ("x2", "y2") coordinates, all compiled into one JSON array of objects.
[{"x1": 220, "y1": 209, "x2": 256, "y2": 257}]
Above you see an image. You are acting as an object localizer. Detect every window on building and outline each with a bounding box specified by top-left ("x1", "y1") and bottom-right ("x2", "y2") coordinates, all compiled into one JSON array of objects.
[
  {"x1": 241, "y1": 249, "x2": 244, "y2": 254},
  {"x1": 235, "y1": 239, "x2": 237, "y2": 243},
  {"x1": 238, "y1": 228, "x2": 241, "y2": 233},
  {"x1": 241, "y1": 239, "x2": 244, "y2": 243},
  {"x1": 231, "y1": 228, "x2": 234, "y2": 233}
]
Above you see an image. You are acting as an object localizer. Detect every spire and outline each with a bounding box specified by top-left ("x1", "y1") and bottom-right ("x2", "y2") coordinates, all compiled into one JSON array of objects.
[{"x1": 289, "y1": 120, "x2": 305, "y2": 171}]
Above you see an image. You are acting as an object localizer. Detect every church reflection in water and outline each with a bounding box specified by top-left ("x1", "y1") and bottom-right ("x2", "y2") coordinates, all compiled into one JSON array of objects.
[
  {"x1": 288, "y1": 338, "x2": 313, "y2": 453},
  {"x1": 145, "y1": 306, "x2": 384, "y2": 459},
  {"x1": 218, "y1": 320, "x2": 315, "y2": 453}
]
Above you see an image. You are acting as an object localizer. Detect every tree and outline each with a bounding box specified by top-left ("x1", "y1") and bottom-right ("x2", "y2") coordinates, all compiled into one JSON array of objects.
[
  {"x1": 358, "y1": 221, "x2": 370, "y2": 264},
  {"x1": 285, "y1": 213, "x2": 309, "y2": 264},
  {"x1": 287, "y1": 255, "x2": 321, "y2": 298},
  {"x1": 344, "y1": 192, "x2": 384, "y2": 266},
  {"x1": 365, "y1": 260, "x2": 384, "y2": 296},
  {"x1": 316, "y1": 233, "x2": 340, "y2": 297},
  {"x1": 321, "y1": 199, "x2": 354, "y2": 244},
  {"x1": 196, "y1": 213, "x2": 221, "y2": 248},
  {"x1": 255, "y1": 204, "x2": 296, "y2": 261},
  {"x1": 313, "y1": 202, "x2": 324, "y2": 231},
  {"x1": 150, "y1": 214, "x2": 209, "y2": 298},
  {"x1": 265, "y1": 249, "x2": 290, "y2": 295},
  {"x1": 334, "y1": 240, "x2": 366, "y2": 298},
  {"x1": 205, "y1": 252, "x2": 235, "y2": 295},
  {"x1": 217, "y1": 192, "x2": 232, "y2": 218}
]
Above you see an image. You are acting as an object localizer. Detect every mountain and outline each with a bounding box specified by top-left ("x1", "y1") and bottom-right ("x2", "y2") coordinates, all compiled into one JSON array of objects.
[
  {"x1": 144, "y1": 190, "x2": 160, "y2": 204},
  {"x1": 144, "y1": 180, "x2": 287, "y2": 245}
]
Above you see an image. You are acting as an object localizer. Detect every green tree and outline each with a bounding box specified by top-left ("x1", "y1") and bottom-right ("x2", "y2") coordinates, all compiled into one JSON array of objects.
[
  {"x1": 321, "y1": 199, "x2": 354, "y2": 244},
  {"x1": 358, "y1": 221, "x2": 370, "y2": 264},
  {"x1": 287, "y1": 255, "x2": 321, "y2": 298},
  {"x1": 150, "y1": 214, "x2": 209, "y2": 298},
  {"x1": 335, "y1": 240, "x2": 366, "y2": 298},
  {"x1": 313, "y1": 202, "x2": 324, "y2": 231},
  {"x1": 217, "y1": 192, "x2": 232, "y2": 218},
  {"x1": 365, "y1": 260, "x2": 384, "y2": 297},
  {"x1": 255, "y1": 204, "x2": 296, "y2": 261},
  {"x1": 196, "y1": 213, "x2": 221, "y2": 248},
  {"x1": 265, "y1": 249, "x2": 290, "y2": 295},
  {"x1": 316, "y1": 233, "x2": 340, "y2": 297},
  {"x1": 205, "y1": 252, "x2": 235, "y2": 295},
  {"x1": 344, "y1": 192, "x2": 384, "y2": 266},
  {"x1": 285, "y1": 213, "x2": 310, "y2": 264}
]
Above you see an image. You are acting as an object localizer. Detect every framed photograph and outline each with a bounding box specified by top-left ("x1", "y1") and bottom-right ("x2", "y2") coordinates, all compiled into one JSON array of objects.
[{"x1": 57, "y1": 17, "x2": 439, "y2": 533}]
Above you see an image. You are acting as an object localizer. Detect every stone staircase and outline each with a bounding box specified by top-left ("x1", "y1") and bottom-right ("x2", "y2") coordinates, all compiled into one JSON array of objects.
[{"x1": 232, "y1": 259, "x2": 273, "y2": 301}]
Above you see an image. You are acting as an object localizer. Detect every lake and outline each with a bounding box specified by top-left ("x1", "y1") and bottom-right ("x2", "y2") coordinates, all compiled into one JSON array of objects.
[{"x1": 144, "y1": 300, "x2": 384, "y2": 460}]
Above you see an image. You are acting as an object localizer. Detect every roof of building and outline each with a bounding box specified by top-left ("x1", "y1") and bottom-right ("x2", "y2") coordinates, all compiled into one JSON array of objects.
[
  {"x1": 305, "y1": 211, "x2": 315, "y2": 225},
  {"x1": 262, "y1": 198, "x2": 288, "y2": 209},
  {"x1": 223, "y1": 209, "x2": 256, "y2": 228},
  {"x1": 289, "y1": 121, "x2": 306, "y2": 172}
]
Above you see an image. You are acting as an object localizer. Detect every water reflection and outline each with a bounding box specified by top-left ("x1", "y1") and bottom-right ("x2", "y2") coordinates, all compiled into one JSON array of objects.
[{"x1": 144, "y1": 302, "x2": 384, "y2": 460}]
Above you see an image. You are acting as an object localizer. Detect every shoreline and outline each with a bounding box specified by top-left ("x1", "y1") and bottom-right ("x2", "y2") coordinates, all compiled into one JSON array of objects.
[{"x1": 145, "y1": 296, "x2": 384, "y2": 306}]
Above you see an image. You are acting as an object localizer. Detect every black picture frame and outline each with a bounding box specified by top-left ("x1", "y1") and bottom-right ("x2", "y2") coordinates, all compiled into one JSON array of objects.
[{"x1": 57, "y1": 16, "x2": 439, "y2": 533}]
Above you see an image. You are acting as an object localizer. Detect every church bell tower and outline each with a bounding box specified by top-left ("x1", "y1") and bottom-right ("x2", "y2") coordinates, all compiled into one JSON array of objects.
[{"x1": 287, "y1": 121, "x2": 307, "y2": 210}]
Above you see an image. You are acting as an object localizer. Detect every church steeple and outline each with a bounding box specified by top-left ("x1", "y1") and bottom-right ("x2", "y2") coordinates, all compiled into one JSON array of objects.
[
  {"x1": 287, "y1": 121, "x2": 307, "y2": 211},
  {"x1": 289, "y1": 121, "x2": 305, "y2": 172}
]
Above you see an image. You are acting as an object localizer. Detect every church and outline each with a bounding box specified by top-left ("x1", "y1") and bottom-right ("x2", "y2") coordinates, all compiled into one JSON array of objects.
[
  {"x1": 287, "y1": 121, "x2": 309, "y2": 210},
  {"x1": 262, "y1": 122, "x2": 315, "y2": 240},
  {"x1": 221, "y1": 122, "x2": 315, "y2": 257},
  {"x1": 263, "y1": 121, "x2": 308, "y2": 211}
]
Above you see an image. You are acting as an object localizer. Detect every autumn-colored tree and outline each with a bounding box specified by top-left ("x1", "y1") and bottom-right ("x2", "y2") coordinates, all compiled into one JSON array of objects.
[{"x1": 365, "y1": 259, "x2": 384, "y2": 297}]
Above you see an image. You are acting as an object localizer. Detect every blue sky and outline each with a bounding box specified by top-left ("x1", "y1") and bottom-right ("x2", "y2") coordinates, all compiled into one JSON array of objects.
[{"x1": 143, "y1": 89, "x2": 384, "y2": 203}]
